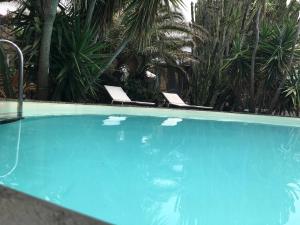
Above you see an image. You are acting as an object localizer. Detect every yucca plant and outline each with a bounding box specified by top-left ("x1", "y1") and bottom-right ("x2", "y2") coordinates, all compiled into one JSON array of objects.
[
  {"x1": 221, "y1": 37, "x2": 251, "y2": 110},
  {"x1": 285, "y1": 70, "x2": 300, "y2": 116},
  {"x1": 50, "y1": 14, "x2": 109, "y2": 102},
  {"x1": 0, "y1": 47, "x2": 14, "y2": 98},
  {"x1": 258, "y1": 20, "x2": 300, "y2": 112},
  {"x1": 259, "y1": 22, "x2": 300, "y2": 83}
]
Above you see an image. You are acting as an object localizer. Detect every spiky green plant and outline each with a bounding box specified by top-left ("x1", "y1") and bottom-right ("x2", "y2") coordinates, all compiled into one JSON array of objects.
[
  {"x1": 0, "y1": 47, "x2": 14, "y2": 98},
  {"x1": 285, "y1": 70, "x2": 300, "y2": 116},
  {"x1": 50, "y1": 14, "x2": 109, "y2": 101}
]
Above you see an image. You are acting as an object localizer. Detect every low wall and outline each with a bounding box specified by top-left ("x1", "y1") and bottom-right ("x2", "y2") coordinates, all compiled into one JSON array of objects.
[{"x1": 0, "y1": 99, "x2": 17, "y2": 118}]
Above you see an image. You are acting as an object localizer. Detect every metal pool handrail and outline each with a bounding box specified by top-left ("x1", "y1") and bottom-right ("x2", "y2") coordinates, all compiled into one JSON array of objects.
[
  {"x1": 0, "y1": 39, "x2": 24, "y2": 119},
  {"x1": 0, "y1": 120, "x2": 22, "y2": 178}
]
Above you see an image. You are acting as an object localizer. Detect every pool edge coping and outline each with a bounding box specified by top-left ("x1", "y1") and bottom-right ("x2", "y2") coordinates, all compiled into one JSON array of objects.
[{"x1": 1, "y1": 100, "x2": 300, "y2": 128}]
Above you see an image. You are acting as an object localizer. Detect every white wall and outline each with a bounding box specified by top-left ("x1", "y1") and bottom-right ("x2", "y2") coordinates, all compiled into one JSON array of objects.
[{"x1": 0, "y1": 100, "x2": 18, "y2": 117}]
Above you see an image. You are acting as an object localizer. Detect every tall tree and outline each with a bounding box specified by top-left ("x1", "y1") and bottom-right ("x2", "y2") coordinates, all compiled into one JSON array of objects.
[
  {"x1": 37, "y1": 0, "x2": 59, "y2": 99},
  {"x1": 250, "y1": 2, "x2": 264, "y2": 113}
]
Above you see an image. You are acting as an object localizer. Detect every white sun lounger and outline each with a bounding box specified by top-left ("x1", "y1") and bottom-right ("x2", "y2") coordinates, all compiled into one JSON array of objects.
[
  {"x1": 104, "y1": 85, "x2": 155, "y2": 106},
  {"x1": 162, "y1": 92, "x2": 213, "y2": 110}
]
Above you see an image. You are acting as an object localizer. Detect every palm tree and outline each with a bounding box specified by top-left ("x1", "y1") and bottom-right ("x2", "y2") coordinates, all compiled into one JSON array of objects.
[
  {"x1": 129, "y1": 7, "x2": 197, "y2": 74},
  {"x1": 36, "y1": 0, "x2": 59, "y2": 99},
  {"x1": 103, "y1": 6, "x2": 198, "y2": 101},
  {"x1": 98, "y1": 0, "x2": 184, "y2": 75}
]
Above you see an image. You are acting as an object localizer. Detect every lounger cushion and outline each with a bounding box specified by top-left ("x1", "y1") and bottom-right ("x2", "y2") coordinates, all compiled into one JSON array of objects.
[
  {"x1": 104, "y1": 85, "x2": 155, "y2": 106},
  {"x1": 162, "y1": 92, "x2": 186, "y2": 105},
  {"x1": 104, "y1": 85, "x2": 131, "y2": 102},
  {"x1": 162, "y1": 92, "x2": 213, "y2": 110}
]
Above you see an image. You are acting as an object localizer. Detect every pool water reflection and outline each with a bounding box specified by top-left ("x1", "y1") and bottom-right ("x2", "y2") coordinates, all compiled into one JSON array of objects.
[{"x1": 0, "y1": 115, "x2": 300, "y2": 225}]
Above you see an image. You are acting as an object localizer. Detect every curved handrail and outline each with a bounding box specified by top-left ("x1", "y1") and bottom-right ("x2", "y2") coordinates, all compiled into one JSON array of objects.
[
  {"x1": 0, "y1": 120, "x2": 22, "y2": 178},
  {"x1": 0, "y1": 39, "x2": 24, "y2": 119}
]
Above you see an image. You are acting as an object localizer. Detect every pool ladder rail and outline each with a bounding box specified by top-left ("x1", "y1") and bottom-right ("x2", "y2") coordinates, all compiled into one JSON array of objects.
[{"x1": 0, "y1": 39, "x2": 24, "y2": 122}]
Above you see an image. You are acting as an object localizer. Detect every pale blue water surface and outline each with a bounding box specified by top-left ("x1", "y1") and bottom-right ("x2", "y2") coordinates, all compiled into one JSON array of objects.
[{"x1": 1, "y1": 115, "x2": 300, "y2": 225}]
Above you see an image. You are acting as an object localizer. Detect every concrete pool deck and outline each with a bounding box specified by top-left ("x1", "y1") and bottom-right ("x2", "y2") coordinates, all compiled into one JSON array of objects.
[
  {"x1": 1, "y1": 99, "x2": 300, "y2": 127},
  {"x1": 0, "y1": 186, "x2": 110, "y2": 225}
]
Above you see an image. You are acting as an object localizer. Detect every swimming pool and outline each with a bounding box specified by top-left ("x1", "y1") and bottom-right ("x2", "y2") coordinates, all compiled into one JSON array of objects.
[{"x1": 1, "y1": 102, "x2": 300, "y2": 225}]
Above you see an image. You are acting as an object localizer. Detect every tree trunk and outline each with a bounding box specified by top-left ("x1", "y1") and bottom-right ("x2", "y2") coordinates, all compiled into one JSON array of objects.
[
  {"x1": 37, "y1": 0, "x2": 59, "y2": 100},
  {"x1": 83, "y1": 38, "x2": 130, "y2": 95},
  {"x1": 269, "y1": 18, "x2": 300, "y2": 113},
  {"x1": 99, "y1": 39, "x2": 130, "y2": 75},
  {"x1": 249, "y1": 5, "x2": 262, "y2": 113},
  {"x1": 240, "y1": 1, "x2": 257, "y2": 45}
]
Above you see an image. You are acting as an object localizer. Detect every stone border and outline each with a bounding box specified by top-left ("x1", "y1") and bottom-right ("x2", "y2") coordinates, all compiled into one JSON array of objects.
[{"x1": 0, "y1": 185, "x2": 110, "y2": 225}]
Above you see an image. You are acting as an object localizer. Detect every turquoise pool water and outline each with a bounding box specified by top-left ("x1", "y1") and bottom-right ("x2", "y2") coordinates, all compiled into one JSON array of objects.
[{"x1": 0, "y1": 115, "x2": 300, "y2": 225}]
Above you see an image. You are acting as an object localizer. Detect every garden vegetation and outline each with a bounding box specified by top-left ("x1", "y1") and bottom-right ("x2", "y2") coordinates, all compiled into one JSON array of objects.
[{"x1": 0, "y1": 0, "x2": 299, "y2": 116}]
